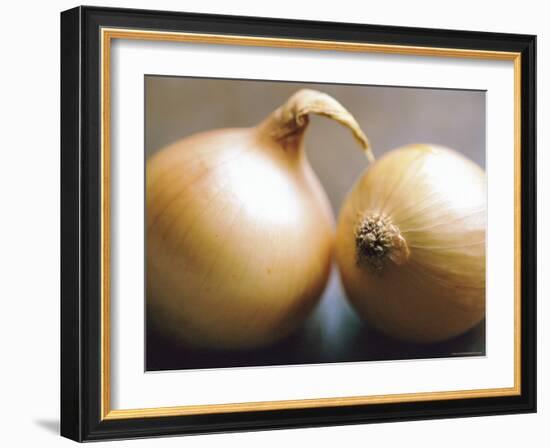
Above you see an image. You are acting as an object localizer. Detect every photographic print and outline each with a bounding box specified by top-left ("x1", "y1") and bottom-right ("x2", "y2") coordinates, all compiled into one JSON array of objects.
[
  {"x1": 145, "y1": 77, "x2": 486, "y2": 371},
  {"x1": 61, "y1": 7, "x2": 536, "y2": 441}
]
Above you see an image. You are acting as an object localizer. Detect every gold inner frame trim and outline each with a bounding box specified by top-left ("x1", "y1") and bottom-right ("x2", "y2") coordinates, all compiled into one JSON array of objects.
[{"x1": 100, "y1": 27, "x2": 522, "y2": 421}]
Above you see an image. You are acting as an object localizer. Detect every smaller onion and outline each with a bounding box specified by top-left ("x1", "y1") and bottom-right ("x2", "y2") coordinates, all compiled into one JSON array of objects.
[{"x1": 336, "y1": 144, "x2": 486, "y2": 343}]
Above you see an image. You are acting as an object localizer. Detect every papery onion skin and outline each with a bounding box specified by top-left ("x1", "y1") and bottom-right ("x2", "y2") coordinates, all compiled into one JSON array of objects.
[
  {"x1": 336, "y1": 144, "x2": 486, "y2": 343},
  {"x1": 147, "y1": 89, "x2": 371, "y2": 350}
]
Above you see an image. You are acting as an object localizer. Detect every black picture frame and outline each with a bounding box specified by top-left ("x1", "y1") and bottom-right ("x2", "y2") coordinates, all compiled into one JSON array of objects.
[{"x1": 61, "y1": 5, "x2": 536, "y2": 442}]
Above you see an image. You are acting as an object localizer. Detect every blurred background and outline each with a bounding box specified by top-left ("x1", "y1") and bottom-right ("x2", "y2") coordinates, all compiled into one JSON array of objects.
[{"x1": 145, "y1": 76, "x2": 486, "y2": 371}]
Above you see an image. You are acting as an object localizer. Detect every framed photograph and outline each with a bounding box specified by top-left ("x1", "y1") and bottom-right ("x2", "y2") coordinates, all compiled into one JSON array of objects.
[{"x1": 60, "y1": 6, "x2": 536, "y2": 442}]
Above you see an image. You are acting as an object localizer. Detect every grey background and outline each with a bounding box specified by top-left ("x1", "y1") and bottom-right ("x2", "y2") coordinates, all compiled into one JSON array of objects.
[{"x1": 145, "y1": 76, "x2": 486, "y2": 371}]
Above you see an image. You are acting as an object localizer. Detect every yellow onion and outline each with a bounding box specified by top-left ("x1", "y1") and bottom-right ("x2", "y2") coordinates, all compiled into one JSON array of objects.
[
  {"x1": 147, "y1": 89, "x2": 372, "y2": 350},
  {"x1": 336, "y1": 144, "x2": 486, "y2": 343}
]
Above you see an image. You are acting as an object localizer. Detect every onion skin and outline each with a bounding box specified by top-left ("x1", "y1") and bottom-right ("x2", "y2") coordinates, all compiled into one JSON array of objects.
[
  {"x1": 336, "y1": 144, "x2": 486, "y2": 343},
  {"x1": 147, "y1": 89, "x2": 371, "y2": 350}
]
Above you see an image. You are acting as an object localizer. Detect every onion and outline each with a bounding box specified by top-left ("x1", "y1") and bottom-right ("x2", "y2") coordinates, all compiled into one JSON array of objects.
[
  {"x1": 336, "y1": 144, "x2": 486, "y2": 343},
  {"x1": 147, "y1": 89, "x2": 372, "y2": 350}
]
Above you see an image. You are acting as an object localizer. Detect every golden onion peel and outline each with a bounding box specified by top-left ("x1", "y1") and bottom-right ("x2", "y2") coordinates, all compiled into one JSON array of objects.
[
  {"x1": 147, "y1": 89, "x2": 372, "y2": 350},
  {"x1": 336, "y1": 144, "x2": 486, "y2": 343}
]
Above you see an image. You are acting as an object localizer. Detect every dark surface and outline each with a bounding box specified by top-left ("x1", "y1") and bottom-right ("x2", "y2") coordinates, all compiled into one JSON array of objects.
[
  {"x1": 146, "y1": 270, "x2": 485, "y2": 371},
  {"x1": 61, "y1": 5, "x2": 536, "y2": 442}
]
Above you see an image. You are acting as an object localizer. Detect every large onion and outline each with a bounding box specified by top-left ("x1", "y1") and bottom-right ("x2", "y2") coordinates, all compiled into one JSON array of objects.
[
  {"x1": 336, "y1": 144, "x2": 486, "y2": 343},
  {"x1": 147, "y1": 89, "x2": 372, "y2": 350}
]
